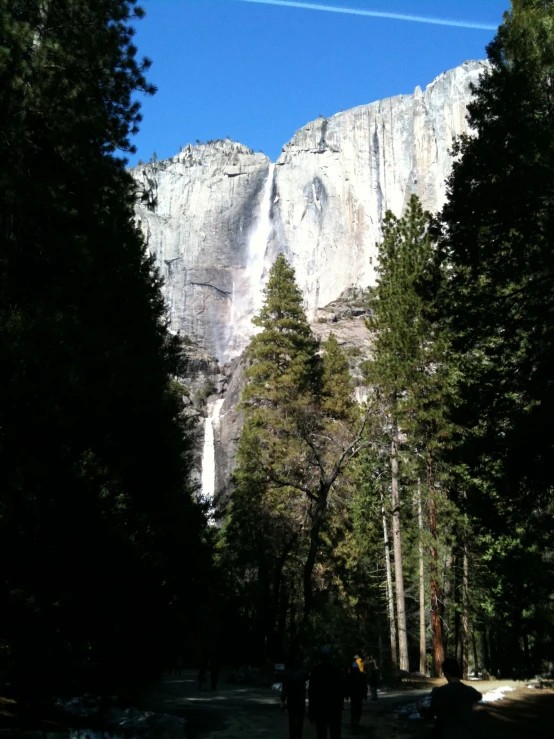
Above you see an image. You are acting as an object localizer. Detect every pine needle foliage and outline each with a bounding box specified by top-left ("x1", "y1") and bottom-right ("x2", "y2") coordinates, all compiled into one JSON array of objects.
[
  {"x1": 245, "y1": 253, "x2": 321, "y2": 405},
  {"x1": 431, "y1": 0, "x2": 554, "y2": 673},
  {"x1": 225, "y1": 256, "x2": 371, "y2": 657},
  {"x1": 0, "y1": 1, "x2": 207, "y2": 691}
]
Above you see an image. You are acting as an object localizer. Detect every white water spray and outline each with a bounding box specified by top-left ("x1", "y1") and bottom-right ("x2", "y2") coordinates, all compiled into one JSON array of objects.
[
  {"x1": 228, "y1": 163, "x2": 275, "y2": 355},
  {"x1": 247, "y1": 162, "x2": 275, "y2": 315},
  {"x1": 201, "y1": 398, "x2": 225, "y2": 501}
]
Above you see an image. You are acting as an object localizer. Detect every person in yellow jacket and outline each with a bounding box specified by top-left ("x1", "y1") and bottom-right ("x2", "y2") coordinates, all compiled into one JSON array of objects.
[{"x1": 354, "y1": 655, "x2": 364, "y2": 673}]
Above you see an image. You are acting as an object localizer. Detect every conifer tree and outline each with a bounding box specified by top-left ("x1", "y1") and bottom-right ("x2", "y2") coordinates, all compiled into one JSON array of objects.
[
  {"x1": 433, "y1": 0, "x2": 554, "y2": 672},
  {"x1": 366, "y1": 195, "x2": 455, "y2": 674},
  {"x1": 227, "y1": 256, "x2": 373, "y2": 653},
  {"x1": 0, "y1": 1, "x2": 208, "y2": 688},
  {"x1": 366, "y1": 198, "x2": 422, "y2": 672},
  {"x1": 244, "y1": 253, "x2": 321, "y2": 405}
]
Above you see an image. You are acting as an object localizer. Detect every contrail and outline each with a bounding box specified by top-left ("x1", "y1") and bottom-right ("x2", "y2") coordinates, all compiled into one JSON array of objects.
[{"x1": 233, "y1": 0, "x2": 497, "y2": 31}]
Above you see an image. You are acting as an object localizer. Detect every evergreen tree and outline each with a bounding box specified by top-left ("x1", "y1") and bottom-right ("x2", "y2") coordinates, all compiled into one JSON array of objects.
[
  {"x1": 245, "y1": 253, "x2": 321, "y2": 405},
  {"x1": 433, "y1": 0, "x2": 554, "y2": 672},
  {"x1": 0, "y1": 1, "x2": 208, "y2": 690},
  {"x1": 365, "y1": 197, "x2": 424, "y2": 672},
  {"x1": 366, "y1": 195, "x2": 456, "y2": 675},
  {"x1": 226, "y1": 256, "x2": 372, "y2": 657}
]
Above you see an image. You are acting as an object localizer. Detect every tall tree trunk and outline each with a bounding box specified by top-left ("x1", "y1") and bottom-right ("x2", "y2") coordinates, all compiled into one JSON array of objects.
[
  {"x1": 523, "y1": 632, "x2": 531, "y2": 675},
  {"x1": 275, "y1": 587, "x2": 289, "y2": 661},
  {"x1": 303, "y1": 488, "x2": 328, "y2": 615},
  {"x1": 482, "y1": 626, "x2": 490, "y2": 673},
  {"x1": 428, "y1": 457, "x2": 444, "y2": 676},
  {"x1": 255, "y1": 535, "x2": 271, "y2": 659},
  {"x1": 391, "y1": 421, "x2": 409, "y2": 672},
  {"x1": 462, "y1": 542, "x2": 470, "y2": 679},
  {"x1": 270, "y1": 534, "x2": 297, "y2": 660},
  {"x1": 381, "y1": 491, "x2": 398, "y2": 669},
  {"x1": 472, "y1": 629, "x2": 479, "y2": 676},
  {"x1": 441, "y1": 549, "x2": 454, "y2": 656},
  {"x1": 417, "y1": 480, "x2": 426, "y2": 675},
  {"x1": 455, "y1": 609, "x2": 462, "y2": 666}
]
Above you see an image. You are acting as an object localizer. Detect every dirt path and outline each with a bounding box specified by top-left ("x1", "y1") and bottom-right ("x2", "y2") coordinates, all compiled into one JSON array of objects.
[{"x1": 142, "y1": 672, "x2": 554, "y2": 739}]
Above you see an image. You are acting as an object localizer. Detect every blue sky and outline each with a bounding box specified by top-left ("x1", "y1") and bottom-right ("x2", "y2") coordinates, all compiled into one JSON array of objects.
[{"x1": 130, "y1": 0, "x2": 509, "y2": 165}]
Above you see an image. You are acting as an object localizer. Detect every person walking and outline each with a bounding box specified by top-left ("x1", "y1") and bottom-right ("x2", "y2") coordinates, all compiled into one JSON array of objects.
[
  {"x1": 308, "y1": 646, "x2": 344, "y2": 739},
  {"x1": 345, "y1": 662, "x2": 367, "y2": 732},
  {"x1": 209, "y1": 651, "x2": 220, "y2": 691},
  {"x1": 197, "y1": 653, "x2": 208, "y2": 690},
  {"x1": 365, "y1": 655, "x2": 379, "y2": 700},
  {"x1": 281, "y1": 651, "x2": 309, "y2": 739},
  {"x1": 418, "y1": 657, "x2": 482, "y2": 738}
]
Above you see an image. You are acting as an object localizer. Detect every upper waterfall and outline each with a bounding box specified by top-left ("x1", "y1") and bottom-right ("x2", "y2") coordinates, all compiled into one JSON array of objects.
[
  {"x1": 248, "y1": 163, "x2": 275, "y2": 316},
  {"x1": 228, "y1": 163, "x2": 275, "y2": 352}
]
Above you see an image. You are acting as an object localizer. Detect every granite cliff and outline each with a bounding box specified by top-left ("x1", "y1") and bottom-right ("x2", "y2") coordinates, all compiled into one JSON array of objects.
[
  {"x1": 133, "y1": 60, "x2": 487, "y2": 366},
  {"x1": 131, "y1": 60, "x2": 488, "y2": 499}
]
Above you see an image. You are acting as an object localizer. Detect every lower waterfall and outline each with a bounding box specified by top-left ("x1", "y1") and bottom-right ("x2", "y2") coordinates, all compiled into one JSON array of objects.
[{"x1": 201, "y1": 397, "x2": 225, "y2": 502}]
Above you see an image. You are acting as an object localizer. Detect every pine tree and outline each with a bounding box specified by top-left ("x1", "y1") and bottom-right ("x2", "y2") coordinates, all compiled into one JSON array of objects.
[
  {"x1": 244, "y1": 254, "x2": 320, "y2": 408},
  {"x1": 0, "y1": 1, "x2": 208, "y2": 689},
  {"x1": 433, "y1": 0, "x2": 554, "y2": 673},
  {"x1": 365, "y1": 198, "x2": 426, "y2": 672},
  {"x1": 227, "y1": 256, "x2": 372, "y2": 655},
  {"x1": 366, "y1": 195, "x2": 456, "y2": 674}
]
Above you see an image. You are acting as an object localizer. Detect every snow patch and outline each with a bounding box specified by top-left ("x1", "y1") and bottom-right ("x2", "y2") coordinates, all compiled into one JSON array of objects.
[
  {"x1": 480, "y1": 686, "x2": 515, "y2": 703},
  {"x1": 395, "y1": 695, "x2": 430, "y2": 719}
]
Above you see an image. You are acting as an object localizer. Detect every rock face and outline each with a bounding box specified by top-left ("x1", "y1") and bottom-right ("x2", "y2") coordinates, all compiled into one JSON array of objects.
[
  {"x1": 272, "y1": 61, "x2": 487, "y2": 314},
  {"x1": 133, "y1": 61, "x2": 489, "y2": 499},
  {"x1": 133, "y1": 142, "x2": 271, "y2": 362},
  {"x1": 133, "y1": 60, "x2": 487, "y2": 364}
]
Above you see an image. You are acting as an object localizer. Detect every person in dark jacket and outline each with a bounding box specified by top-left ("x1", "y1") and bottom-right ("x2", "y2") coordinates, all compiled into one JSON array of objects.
[
  {"x1": 209, "y1": 651, "x2": 220, "y2": 691},
  {"x1": 281, "y1": 652, "x2": 309, "y2": 739},
  {"x1": 308, "y1": 646, "x2": 344, "y2": 739},
  {"x1": 419, "y1": 658, "x2": 482, "y2": 738},
  {"x1": 364, "y1": 655, "x2": 379, "y2": 700},
  {"x1": 345, "y1": 662, "x2": 367, "y2": 731}
]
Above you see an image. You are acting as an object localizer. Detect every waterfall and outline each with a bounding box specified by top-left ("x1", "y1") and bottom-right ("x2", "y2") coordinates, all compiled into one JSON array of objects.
[
  {"x1": 228, "y1": 164, "x2": 275, "y2": 356},
  {"x1": 201, "y1": 398, "x2": 225, "y2": 501},
  {"x1": 248, "y1": 163, "x2": 275, "y2": 315}
]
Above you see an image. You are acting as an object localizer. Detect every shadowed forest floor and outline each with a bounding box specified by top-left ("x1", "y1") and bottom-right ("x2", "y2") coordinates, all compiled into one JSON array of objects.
[{"x1": 141, "y1": 672, "x2": 554, "y2": 739}]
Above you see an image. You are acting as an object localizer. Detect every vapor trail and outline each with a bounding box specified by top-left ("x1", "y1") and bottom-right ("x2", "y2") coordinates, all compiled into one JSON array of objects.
[{"x1": 233, "y1": 0, "x2": 497, "y2": 31}]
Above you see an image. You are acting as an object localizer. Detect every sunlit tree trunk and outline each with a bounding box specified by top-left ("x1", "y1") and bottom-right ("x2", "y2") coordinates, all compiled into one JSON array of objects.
[
  {"x1": 391, "y1": 421, "x2": 409, "y2": 672},
  {"x1": 429, "y1": 458, "x2": 444, "y2": 676},
  {"x1": 442, "y1": 549, "x2": 454, "y2": 655},
  {"x1": 417, "y1": 480, "x2": 426, "y2": 675},
  {"x1": 462, "y1": 543, "x2": 470, "y2": 679},
  {"x1": 472, "y1": 630, "x2": 479, "y2": 676},
  {"x1": 382, "y1": 492, "x2": 398, "y2": 669}
]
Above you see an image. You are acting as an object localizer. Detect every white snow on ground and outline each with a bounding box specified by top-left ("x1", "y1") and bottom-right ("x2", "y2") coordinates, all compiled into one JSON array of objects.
[
  {"x1": 396, "y1": 695, "x2": 431, "y2": 719},
  {"x1": 400, "y1": 684, "x2": 518, "y2": 719},
  {"x1": 55, "y1": 696, "x2": 186, "y2": 739},
  {"x1": 480, "y1": 686, "x2": 515, "y2": 703}
]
